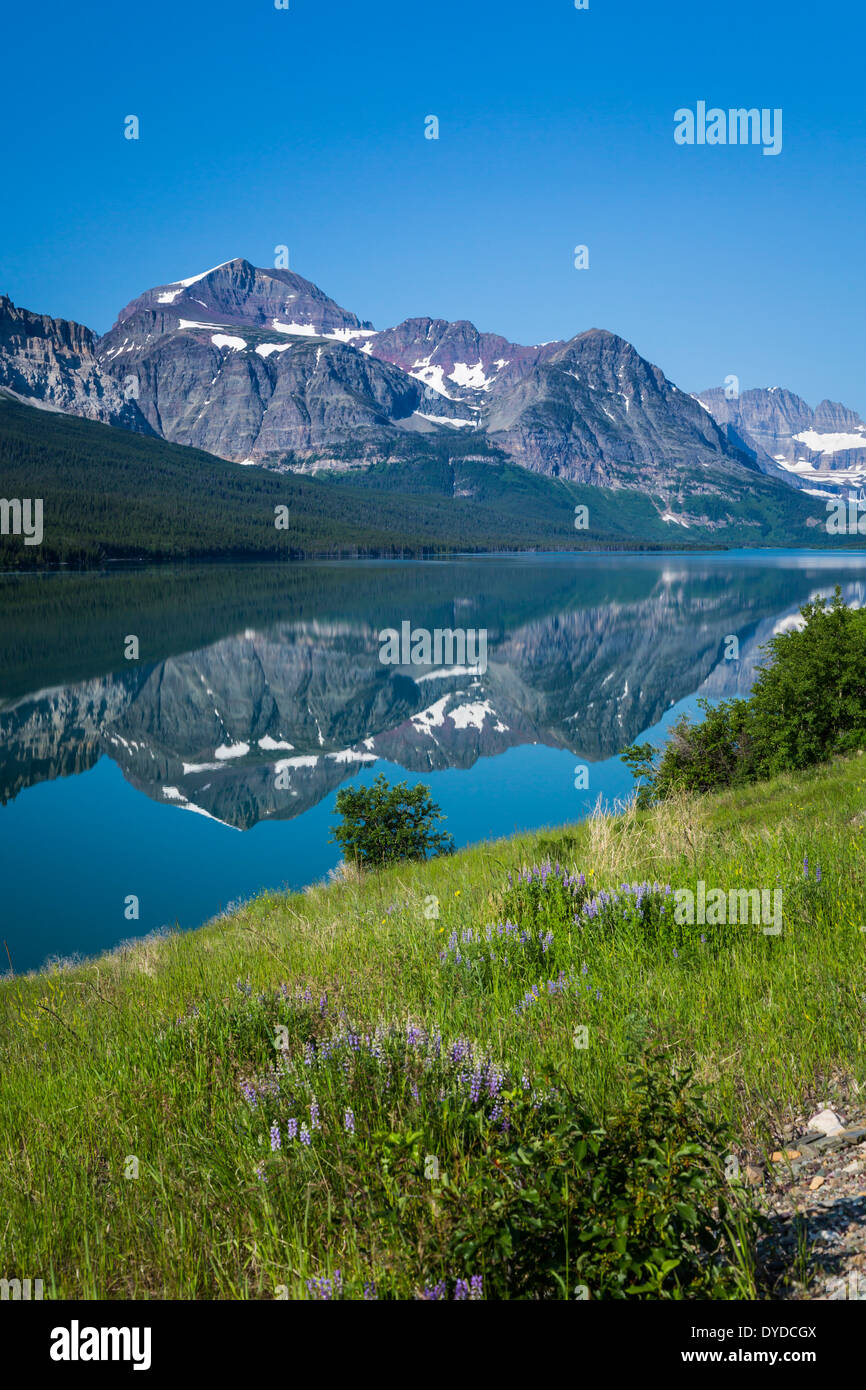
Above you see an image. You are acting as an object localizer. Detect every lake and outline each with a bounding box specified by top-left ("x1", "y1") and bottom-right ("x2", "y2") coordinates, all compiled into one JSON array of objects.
[{"x1": 2, "y1": 549, "x2": 865, "y2": 973}]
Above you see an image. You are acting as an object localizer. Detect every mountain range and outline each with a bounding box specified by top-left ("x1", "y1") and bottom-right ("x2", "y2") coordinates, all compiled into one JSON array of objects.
[{"x1": 1, "y1": 256, "x2": 863, "y2": 553}]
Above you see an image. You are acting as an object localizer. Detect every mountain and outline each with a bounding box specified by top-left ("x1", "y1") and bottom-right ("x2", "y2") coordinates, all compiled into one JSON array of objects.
[
  {"x1": 2, "y1": 390, "x2": 719, "y2": 569},
  {"x1": 91, "y1": 259, "x2": 762, "y2": 496},
  {"x1": 109, "y1": 258, "x2": 374, "y2": 337},
  {"x1": 1, "y1": 257, "x2": 860, "y2": 545},
  {"x1": 0, "y1": 294, "x2": 151, "y2": 432},
  {"x1": 480, "y1": 329, "x2": 754, "y2": 490},
  {"x1": 358, "y1": 316, "x2": 564, "y2": 401},
  {"x1": 95, "y1": 259, "x2": 473, "y2": 465},
  {"x1": 696, "y1": 386, "x2": 866, "y2": 495}
]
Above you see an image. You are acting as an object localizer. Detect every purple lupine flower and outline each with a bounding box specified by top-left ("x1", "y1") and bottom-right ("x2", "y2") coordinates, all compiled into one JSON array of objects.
[
  {"x1": 487, "y1": 1065, "x2": 504, "y2": 1098},
  {"x1": 300, "y1": 1123, "x2": 311, "y2": 1146},
  {"x1": 310, "y1": 1098, "x2": 321, "y2": 1130},
  {"x1": 254, "y1": 1161, "x2": 267, "y2": 1182},
  {"x1": 363, "y1": 1282, "x2": 377, "y2": 1300},
  {"x1": 286, "y1": 1117, "x2": 298, "y2": 1140},
  {"x1": 419, "y1": 1281, "x2": 447, "y2": 1301},
  {"x1": 803, "y1": 854, "x2": 809, "y2": 878},
  {"x1": 469, "y1": 1275, "x2": 483, "y2": 1300},
  {"x1": 344, "y1": 1108, "x2": 355, "y2": 1133},
  {"x1": 270, "y1": 1122, "x2": 281, "y2": 1151},
  {"x1": 816, "y1": 863, "x2": 822, "y2": 883},
  {"x1": 454, "y1": 1279, "x2": 469, "y2": 1300},
  {"x1": 241, "y1": 1081, "x2": 258, "y2": 1107}
]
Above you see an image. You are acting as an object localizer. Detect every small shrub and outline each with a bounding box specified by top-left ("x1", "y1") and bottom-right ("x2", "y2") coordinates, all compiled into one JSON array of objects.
[
  {"x1": 330, "y1": 773, "x2": 455, "y2": 868},
  {"x1": 442, "y1": 1050, "x2": 757, "y2": 1300}
]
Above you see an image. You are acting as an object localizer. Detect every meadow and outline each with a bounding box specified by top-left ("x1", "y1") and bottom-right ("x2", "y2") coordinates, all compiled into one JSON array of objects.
[{"x1": 1, "y1": 753, "x2": 864, "y2": 1300}]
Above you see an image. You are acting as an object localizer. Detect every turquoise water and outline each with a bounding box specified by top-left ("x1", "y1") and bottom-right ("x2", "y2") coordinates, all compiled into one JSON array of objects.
[{"x1": 2, "y1": 550, "x2": 864, "y2": 972}]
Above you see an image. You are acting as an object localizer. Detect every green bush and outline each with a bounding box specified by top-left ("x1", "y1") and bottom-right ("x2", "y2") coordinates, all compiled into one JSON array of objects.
[
  {"x1": 623, "y1": 587, "x2": 866, "y2": 800},
  {"x1": 442, "y1": 1051, "x2": 756, "y2": 1299},
  {"x1": 330, "y1": 773, "x2": 455, "y2": 868}
]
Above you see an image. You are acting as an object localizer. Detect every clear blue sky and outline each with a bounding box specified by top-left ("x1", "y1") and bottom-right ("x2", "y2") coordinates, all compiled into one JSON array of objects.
[{"x1": 3, "y1": 0, "x2": 864, "y2": 411}]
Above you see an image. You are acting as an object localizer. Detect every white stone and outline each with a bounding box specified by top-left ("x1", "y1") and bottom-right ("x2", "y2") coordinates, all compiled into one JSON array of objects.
[{"x1": 808, "y1": 1108, "x2": 845, "y2": 1136}]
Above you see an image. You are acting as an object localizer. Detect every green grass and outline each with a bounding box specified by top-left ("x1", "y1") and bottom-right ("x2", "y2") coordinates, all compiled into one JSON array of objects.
[{"x1": 2, "y1": 754, "x2": 865, "y2": 1299}]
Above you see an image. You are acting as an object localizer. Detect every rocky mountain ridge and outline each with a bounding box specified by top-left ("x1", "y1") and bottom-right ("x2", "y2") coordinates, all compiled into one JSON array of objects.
[
  {"x1": 697, "y1": 386, "x2": 866, "y2": 495},
  {"x1": 2, "y1": 258, "x2": 859, "y2": 529},
  {"x1": 0, "y1": 294, "x2": 151, "y2": 432}
]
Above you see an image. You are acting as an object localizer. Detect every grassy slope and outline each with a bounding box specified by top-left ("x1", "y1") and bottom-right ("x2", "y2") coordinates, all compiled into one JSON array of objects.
[{"x1": 1, "y1": 755, "x2": 865, "y2": 1298}]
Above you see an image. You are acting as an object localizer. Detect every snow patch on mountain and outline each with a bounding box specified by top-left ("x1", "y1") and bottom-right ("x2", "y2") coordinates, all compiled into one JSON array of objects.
[
  {"x1": 272, "y1": 320, "x2": 319, "y2": 336},
  {"x1": 255, "y1": 342, "x2": 293, "y2": 358},
  {"x1": 214, "y1": 742, "x2": 250, "y2": 759},
  {"x1": 448, "y1": 362, "x2": 488, "y2": 389},
  {"x1": 174, "y1": 262, "x2": 235, "y2": 288},
  {"x1": 793, "y1": 429, "x2": 866, "y2": 455},
  {"x1": 413, "y1": 412, "x2": 474, "y2": 429}
]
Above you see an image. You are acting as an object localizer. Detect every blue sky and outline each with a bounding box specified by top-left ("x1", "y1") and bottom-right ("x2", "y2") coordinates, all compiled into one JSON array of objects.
[{"x1": 3, "y1": 0, "x2": 864, "y2": 411}]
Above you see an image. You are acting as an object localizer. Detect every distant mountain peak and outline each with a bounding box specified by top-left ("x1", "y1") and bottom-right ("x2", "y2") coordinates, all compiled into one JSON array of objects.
[
  {"x1": 696, "y1": 384, "x2": 866, "y2": 493},
  {"x1": 107, "y1": 259, "x2": 373, "y2": 337}
]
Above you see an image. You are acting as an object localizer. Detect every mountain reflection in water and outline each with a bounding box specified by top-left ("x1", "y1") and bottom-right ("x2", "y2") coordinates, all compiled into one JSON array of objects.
[{"x1": 2, "y1": 552, "x2": 864, "y2": 970}]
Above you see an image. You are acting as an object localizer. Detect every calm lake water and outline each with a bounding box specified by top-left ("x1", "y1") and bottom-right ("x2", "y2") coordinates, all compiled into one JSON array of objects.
[{"x1": 2, "y1": 550, "x2": 865, "y2": 973}]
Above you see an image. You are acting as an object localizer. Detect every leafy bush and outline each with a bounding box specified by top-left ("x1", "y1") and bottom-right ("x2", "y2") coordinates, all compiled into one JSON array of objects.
[
  {"x1": 441, "y1": 1050, "x2": 756, "y2": 1300},
  {"x1": 623, "y1": 587, "x2": 866, "y2": 800},
  {"x1": 331, "y1": 773, "x2": 454, "y2": 868}
]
